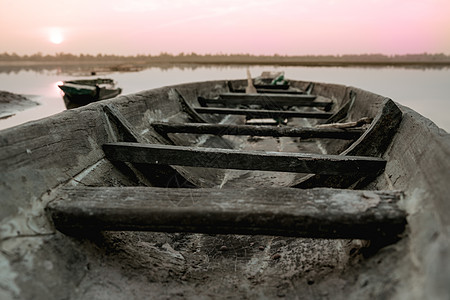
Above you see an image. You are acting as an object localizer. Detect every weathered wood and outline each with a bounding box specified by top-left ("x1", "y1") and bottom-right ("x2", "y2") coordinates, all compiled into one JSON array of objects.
[
  {"x1": 227, "y1": 81, "x2": 303, "y2": 94},
  {"x1": 194, "y1": 107, "x2": 333, "y2": 119},
  {"x1": 197, "y1": 96, "x2": 332, "y2": 110},
  {"x1": 103, "y1": 104, "x2": 197, "y2": 188},
  {"x1": 244, "y1": 120, "x2": 281, "y2": 126},
  {"x1": 317, "y1": 117, "x2": 372, "y2": 129},
  {"x1": 152, "y1": 122, "x2": 364, "y2": 140},
  {"x1": 219, "y1": 92, "x2": 317, "y2": 101},
  {"x1": 171, "y1": 88, "x2": 208, "y2": 123},
  {"x1": 322, "y1": 90, "x2": 356, "y2": 124},
  {"x1": 103, "y1": 104, "x2": 142, "y2": 143},
  {"x1": 254, "y1": 83, "x2": 290, "y2": 90},
  {"x1": 103, "y1": 142, "x2": 386, "y2": 176},
  {"x1": 293, "y1": 99, "x2": 403, "y2": 188},
  {"x1": 47, "y1": 187, "x2": 406, "y2": 240},
  {"x1": 246, "y1": 69, "x2": 257, "y2": 94},
  {"x1": 343, "y1": 99, "x2": 403, "y2": 157},
  {"x1": 232, "y1": 88, "x2": 305, "y2": 94}
]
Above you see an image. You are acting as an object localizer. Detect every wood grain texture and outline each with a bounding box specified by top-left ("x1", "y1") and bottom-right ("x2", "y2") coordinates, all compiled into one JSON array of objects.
[
  {"x1": 197, "y1": 96, "x2": 332, "y2": 110},
  {"x1": 103, "y1": 104, "x2": 197, "y2": 188},
  {"x1": 47, "y1": 186, "x2": 406, "y2": 239},
  {"x1": 219, "y1": 92, "x2": 317, "y2": 101},
  {"x1": 171, "y1": 88, "x2": 209, "y2": 123},
  {"x1": 194, "y1": 107, "x2": 333, "y2": 119},
  {"x1": 103, "y1": 142, "x2": 386, "y2": 176},
  {"x1": 323, "y1": 91, "x2": 356, "y2": 124},
  {"x1": 152, "y1": 122, "x2": 363, "y2": 140},
  {"x1": 293, "y1": 99, "x2": 403, "y2": 188},
  {"x1": 227, "y1": 81, "x2": 302, "y2": 94}
]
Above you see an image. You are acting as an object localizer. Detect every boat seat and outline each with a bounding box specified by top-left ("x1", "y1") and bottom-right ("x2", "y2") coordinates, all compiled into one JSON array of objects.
[
  {"x1": 102, "y1": 142, "x2": 386, "y2": 176},
  {"x1": 47, "y1": 186, "x2": 406, "y2": 242},
  {"x1": 227, "y1": 80, "x2": 313, "y2": 94},
  {"x1": 151, "y1": 122, "x2": 364, "y2": 140},
  {"x1": 219, "y1": 92, "x2": 317, "y2": 101},
  {"x1": 194, "y1": 107, "x2": 333, "y2": 119},
  {"x1": 197, "y1": 95, "x2": 332, "y2": 111}
]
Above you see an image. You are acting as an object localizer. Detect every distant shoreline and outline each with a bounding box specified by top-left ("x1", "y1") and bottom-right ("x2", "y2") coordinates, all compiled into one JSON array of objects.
[
  {"x1": 1, "y1": 53, "x2": 450, "y2": 68},
  {"x1": 1, "y1": 59, "x2": 450, "y2": 67}
]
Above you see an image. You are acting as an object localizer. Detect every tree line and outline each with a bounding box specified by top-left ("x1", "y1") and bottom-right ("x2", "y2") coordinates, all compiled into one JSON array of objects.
[{"x1": 1, "y1": 52, "x2": 449, "y2": 65}]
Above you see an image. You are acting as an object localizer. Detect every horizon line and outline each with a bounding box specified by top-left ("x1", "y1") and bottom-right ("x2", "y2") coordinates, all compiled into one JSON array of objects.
[{"x1": 2, "y1": 52, "x2": 450, "y2": 58}]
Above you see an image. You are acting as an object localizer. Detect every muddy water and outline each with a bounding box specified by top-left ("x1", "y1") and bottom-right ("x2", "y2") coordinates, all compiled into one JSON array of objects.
[{"x1": 0, "y1": 65, "x2": 449, "y2": 131}]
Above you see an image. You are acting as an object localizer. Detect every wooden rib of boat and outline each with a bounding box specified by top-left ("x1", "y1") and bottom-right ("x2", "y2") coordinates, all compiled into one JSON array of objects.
[
  {"x1": 58, "y1": 78, "x2": 122, "y2": 105},
  {"x1": 1, "y1": 75, "x2": 449, "y2": 299}
]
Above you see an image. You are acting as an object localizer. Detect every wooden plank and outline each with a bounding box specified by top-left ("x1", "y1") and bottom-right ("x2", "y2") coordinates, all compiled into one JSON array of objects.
[
  {"x1": 245, "y1": 120, "x2": 280, "y2": 126},
  {"x1": 293, "y1": 99, "x2": 403, "y2": 189},
  {"x1": 194, "y1": 107, "x2": 333, "y2": 119},
  {"x1": 171, "y1": 88, "x2": 208, "y2": 123},
  {"x1": 47, "y1": 187, "x2": 406, "y2": 240},
  {"x1": 103, "y1": 142, "x2": 386, "y2": 176},
  {"x1": 103, "y1": 104, "x2": 142, "y2": 143},
  {"x1": 152, "y1": 122, "x2": 364, "y2": 140},
  {"x1": 231, "y1": 88, "x2": 305, "y2": 94},
  {"x1": 322, "y1": 90, "x2": 356, "y2": 124},
  {"x1": 219, "y1": 92, "x2": 317, "y2": 101},
  {"x1": 227, "y1": 80, "x2": 303, "y2": 94},
  {"x1": 198, "y1": 96, "x2": 332, "y2": 110},
  {"x1": 103, "y1": 104, "x2": 197, "y2": 188},
  {"x1": 343, "y1": 99, "x2": 403, "y2": 157},
  {"x1": 254, "y1": 83, "x2": 290, "y2": 90}
]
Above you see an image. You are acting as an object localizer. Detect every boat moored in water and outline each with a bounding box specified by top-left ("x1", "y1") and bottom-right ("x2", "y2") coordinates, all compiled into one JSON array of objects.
[
  {"x1": 1, "y1": 74, "x2": 449, "y2": 299},
  {"x1": 57, "y1": 78, "x2": 122, "y2": 106}
]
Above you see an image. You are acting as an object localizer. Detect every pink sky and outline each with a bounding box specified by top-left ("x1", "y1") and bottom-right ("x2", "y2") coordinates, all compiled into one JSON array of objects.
[{"x1": 1, "y1": 0, "x2": 449, "y2": 56}]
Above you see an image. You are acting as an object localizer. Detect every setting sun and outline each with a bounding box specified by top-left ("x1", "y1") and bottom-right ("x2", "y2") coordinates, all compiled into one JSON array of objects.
[{"x1": 49, "y1": 28, "x2": 64, "y2": 44}]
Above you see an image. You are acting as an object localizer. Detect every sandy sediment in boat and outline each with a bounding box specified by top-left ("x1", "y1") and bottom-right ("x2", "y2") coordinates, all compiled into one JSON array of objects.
[{"x1": 0, "y1": 90, "x2": 40, "y2": 119}]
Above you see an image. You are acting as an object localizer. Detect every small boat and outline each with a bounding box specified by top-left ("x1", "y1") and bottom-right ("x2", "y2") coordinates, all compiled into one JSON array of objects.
[
  {"x1": 1, "y1": 74, "x2": 449, "y2": 299},
  {"x1": 58, "y1": 78, "x2": 122, "y2": 105}
]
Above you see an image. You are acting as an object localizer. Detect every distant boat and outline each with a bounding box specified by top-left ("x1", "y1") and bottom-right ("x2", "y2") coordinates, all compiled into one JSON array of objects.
[{"x1": 58, "y1": 78, "x2": 122, "y2": 105}]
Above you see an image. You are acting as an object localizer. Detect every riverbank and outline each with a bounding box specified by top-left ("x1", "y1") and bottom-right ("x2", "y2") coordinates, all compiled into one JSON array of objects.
[
  {"x1": 1, "y1": 59, "x2": 449, "y2": 78},
  {"x1": 0, "y1": 91, "x2": 40, "y2": 119}
]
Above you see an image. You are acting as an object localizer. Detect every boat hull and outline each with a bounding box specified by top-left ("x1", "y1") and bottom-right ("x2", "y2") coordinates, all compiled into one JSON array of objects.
[
  {"x1": 0, "y1": 79, "x2": 449, "y2": 299},
  {"x1": 58, "y1": 78, "x2": 122, "y2": 105}
]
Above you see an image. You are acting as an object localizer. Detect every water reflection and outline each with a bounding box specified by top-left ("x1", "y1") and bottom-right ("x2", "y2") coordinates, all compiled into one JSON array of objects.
[{"x1": 0, "y1": 65, "x2": 449, "y2": 131}]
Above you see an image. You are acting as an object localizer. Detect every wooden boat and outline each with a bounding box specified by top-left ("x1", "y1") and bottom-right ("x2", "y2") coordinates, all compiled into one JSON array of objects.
[
  {"x1": 58, "y1": 78, "x2": 122, "y2": 105},
  {"x1": 1, "y1": 76, "x2": 449, "y2": 299}
]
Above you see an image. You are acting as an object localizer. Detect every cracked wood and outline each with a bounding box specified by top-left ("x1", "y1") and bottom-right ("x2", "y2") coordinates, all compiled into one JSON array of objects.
[
  {"x1": 103, "y1": 142, "x2": 386, "y2": 176},
  {"x1": 47, "y1": 187, "x2": 406, "y2": 239}
]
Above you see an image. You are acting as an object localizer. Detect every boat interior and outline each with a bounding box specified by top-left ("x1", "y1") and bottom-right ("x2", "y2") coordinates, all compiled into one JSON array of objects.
[{"x1": 1, "y1": 76, "x2": 449, "y2": 299}]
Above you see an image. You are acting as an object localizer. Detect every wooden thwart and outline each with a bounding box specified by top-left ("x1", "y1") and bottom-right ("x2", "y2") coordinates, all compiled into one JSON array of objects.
[
  {"x1": 194, "y1": 107, "x2": 333, "y2": 119},
  {"x1": 229, "y1": 88, "x2": 304, "y2": 94},
  {"x1": 152, "y1": 122, "x2": 364, "y2": 140},
  {"x1": 47, "y1": 187, "x2": 406, "y2": 240},
  {"x1": 227, "y1": 80, "x2": 302, "y2": 94},
  {"x1": 253, "y1": 84, "x2": 290, "y2": 90},
  {"x1": 219, "y1": 92, "x2": 317, "y2": 101},
  {"x1": 198, "y1": 96, "x2": 331, "y2": 110},
  {"x1": 103, "y1": 142, "x2": 386, "y2": 176}
]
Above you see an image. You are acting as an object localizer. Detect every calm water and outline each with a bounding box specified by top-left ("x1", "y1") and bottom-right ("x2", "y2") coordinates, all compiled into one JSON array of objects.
[{"x1": 0, "y1": 65, "x2": 449, "y2": 131}]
